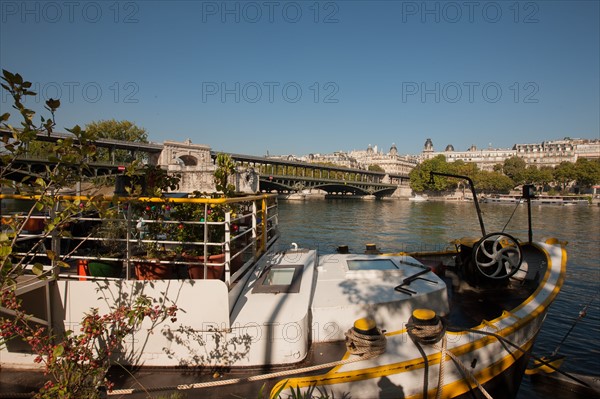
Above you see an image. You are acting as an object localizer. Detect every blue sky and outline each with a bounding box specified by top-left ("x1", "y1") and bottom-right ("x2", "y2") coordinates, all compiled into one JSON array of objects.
[{"x1": 1, "y1": 1, "x2": 599, "y2": 156}]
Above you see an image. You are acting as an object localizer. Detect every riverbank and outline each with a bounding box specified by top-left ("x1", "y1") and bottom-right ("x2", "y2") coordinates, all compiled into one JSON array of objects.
[{"x1": 276, "y1": 190, "x2": 600, "y2": 205}]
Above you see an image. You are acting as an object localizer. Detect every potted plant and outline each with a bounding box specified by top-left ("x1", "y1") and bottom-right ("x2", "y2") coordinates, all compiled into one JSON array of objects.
[
  {"x1": 173, "y1": 154, "x2": 240, "y2": 280},
  {"x1": 85, "y1": 219, "x2": 126, "y2": 278},
  {"x1": 170, "y1": 193, "x2": 229, "y2": 280},
  {"x1": 127, "y1": 165, "x2": 181, "y2": 280},
  {"x1": 131, "y1": 200, "x2": 179, "y2": 280}
]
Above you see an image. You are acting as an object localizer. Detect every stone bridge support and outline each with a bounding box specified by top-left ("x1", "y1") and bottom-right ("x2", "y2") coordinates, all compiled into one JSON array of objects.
[
  {"x1": 159, "y1": 140, "x2": 258, "y2": 194},
  {"x1": 159, "y1": 140, "x2": 215, "y2": 193}
]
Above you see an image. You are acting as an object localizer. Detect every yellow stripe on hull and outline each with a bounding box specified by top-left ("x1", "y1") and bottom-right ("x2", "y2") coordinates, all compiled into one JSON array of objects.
[{"x1": 271, "y1": 242, "x2": 566, "y2": 399}]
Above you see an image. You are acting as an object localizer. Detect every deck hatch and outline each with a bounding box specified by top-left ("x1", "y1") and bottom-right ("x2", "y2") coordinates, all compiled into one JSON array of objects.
[
  {"x1": 347, "y1": 259, "x2": 399, "y2": 271},
  {"x1": 252, "y1": 264, "x2": 303, "y2": 294}
]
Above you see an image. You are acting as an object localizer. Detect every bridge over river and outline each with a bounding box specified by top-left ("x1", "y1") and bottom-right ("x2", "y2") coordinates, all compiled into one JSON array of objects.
[
  {"x1": 0, "y1": 132, "x2": 410, "y2": 198},
  {"x1": 224, "y1": 152, "x2": 409, "y2": 197}
]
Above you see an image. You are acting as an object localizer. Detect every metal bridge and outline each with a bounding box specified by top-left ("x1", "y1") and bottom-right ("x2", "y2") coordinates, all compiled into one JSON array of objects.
[
  {"x1": 222, "y1": 152, "x2": 409, "y2": 197},
  {"x1": 0, "y1": 129, "x2": 163, "y2": 181},
  {"x1": 1, "y1": 131, "x2": 409, "y2": 197}
]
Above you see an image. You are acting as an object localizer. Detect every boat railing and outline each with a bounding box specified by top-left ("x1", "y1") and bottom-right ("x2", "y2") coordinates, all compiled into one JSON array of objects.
[{"x1": 0, "y1": 193, "x2": 279, "y2": 288}]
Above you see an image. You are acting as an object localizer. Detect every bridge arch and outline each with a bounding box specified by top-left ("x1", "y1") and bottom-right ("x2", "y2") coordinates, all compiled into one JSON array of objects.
[{"x1": 178, "y1": 154, "x2": 198, "y2": 166}]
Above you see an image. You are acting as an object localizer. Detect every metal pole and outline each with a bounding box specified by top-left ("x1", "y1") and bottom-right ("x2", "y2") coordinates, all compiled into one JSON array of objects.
[
  {"x1": 224, "y1": 210, "x2": 231, "y2": 285},
  {"x1": 126, "y1": 202, "x2": 132, "y2": 280},
  {"x1": 262, "y1": 197, "x2": 267, "y2": 252},
  {"x1": 430, "y1": 172, "x2": 486, "y2": 236},
  {"x1": 527, "y1": 197, "x2": 533, "y2": 243},
  {"x1": 252, "y1": 200, "x2": 257, "y2": 259}
]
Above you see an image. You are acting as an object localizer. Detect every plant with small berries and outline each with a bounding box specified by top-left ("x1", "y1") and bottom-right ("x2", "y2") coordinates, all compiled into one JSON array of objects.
[{"x1": 1, "y1": 289, "x2": 177, "y2": 398}]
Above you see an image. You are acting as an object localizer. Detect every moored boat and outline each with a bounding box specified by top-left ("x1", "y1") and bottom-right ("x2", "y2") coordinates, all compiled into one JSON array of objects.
[
  {"x1": 483, "y1": 194, "x2": 589, "y2": 206},
  {"x1": 0, "y1": 175, "x2": 567, "y2": 398},
  {"x1": 409, "y1": 194, "x2": 428, "y2": 202}
]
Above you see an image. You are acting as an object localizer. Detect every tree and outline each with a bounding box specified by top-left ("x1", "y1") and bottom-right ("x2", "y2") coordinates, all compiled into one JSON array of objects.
[
  {"x1": 474, "y1": 170, "x2": 514, "y2": 193},
  {"x1": 409, "y1": 155, "x2": 453, "y2": 192},
  {"x1": 523, "y1": 165, "x2": 540, "y2": 184},
  {"x1": 85, "y1": 119, "x2": 148, "y2": 163},
  {"x1": 537, "y1": 166, "x2": 555, "y2": 192},
  {"x1": 368, "y1": 164, "x2": 385, "y2": 172},
  {"x1": 503, "y1": 157, "x2": 527, "y2": 185},
  {"x1": 450, "y1": 160, "x2": 478, "y2": 179},
  {"x1": 553, "y1": 161, "x2": 577, "y2": 191},
  {"x1": 574, "y1": 158, "x2": 600, "y2": 188}
]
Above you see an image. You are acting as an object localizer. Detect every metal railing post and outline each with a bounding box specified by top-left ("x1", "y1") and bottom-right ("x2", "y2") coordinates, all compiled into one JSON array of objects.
[
  {"x1": 203, "y1": 203, "x2": 208, "y2": 279},
  {"x1": 126, "y1": 201, "x2": 132, "y2": 279},
  {"x1": 252, "y1": 200, "x2": 257, "y2": 259},
  {"x1": 224, "y1": 210, "x2": 231, "y2": 285},
  {"x1": 262, "y1": 197, "x2": 267, "y2": 252}
]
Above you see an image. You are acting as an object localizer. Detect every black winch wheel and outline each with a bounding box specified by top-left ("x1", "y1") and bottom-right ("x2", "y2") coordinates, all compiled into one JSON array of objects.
[{"x1": 473, "y1": 232, "x2": 523, "y2": 279}]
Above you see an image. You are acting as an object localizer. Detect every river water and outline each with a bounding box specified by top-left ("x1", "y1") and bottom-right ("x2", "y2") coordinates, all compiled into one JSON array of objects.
[{"x1": 276, "y1": 199, "x2": 600, "y2": 398}]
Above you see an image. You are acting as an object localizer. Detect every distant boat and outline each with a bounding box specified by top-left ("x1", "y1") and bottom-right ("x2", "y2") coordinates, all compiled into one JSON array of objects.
[
  {"x1": 483, "y1": 194, "x2": 589, "y2": 206},
  {"x1": 409, "y1": 194, "x2": 428, "y2": 202}
]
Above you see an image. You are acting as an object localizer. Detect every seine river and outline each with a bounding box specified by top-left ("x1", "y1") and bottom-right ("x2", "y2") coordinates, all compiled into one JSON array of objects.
[{"x1": 277, "y1": 199, "x2": 600, "y2": 398}]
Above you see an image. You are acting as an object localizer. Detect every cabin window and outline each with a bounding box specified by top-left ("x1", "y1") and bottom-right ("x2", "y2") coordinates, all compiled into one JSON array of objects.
[
  {"x1": 347, "y1": 259, "x2": 399, "y2": 271},
  {"x1": 253, "y1": 265, "x2": 303, "y2": 294},
  {"x1": 264, "y1": 268, "x2": 295, "y2": 285}
]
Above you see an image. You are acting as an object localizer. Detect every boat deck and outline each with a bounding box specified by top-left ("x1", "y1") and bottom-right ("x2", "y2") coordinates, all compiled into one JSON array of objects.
[
  {"x1": 0, "y1": 342, "x2": 349, "y2": 398},
  {"x1": 421, "y1": 243, "x2": 545, "y2": 329},
  {"x1": 0, "y1": 245, "x2": 549, "y2": 398}
]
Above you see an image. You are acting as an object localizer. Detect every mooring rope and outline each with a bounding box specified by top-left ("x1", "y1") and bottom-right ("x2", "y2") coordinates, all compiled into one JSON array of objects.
[
  {"x1": 344, "y1": 326, "x2": 387, "y2": 356},
  {"x1": 407, "y1": 316, "x2": 446, "y2": 399},
  {"x1": 452, "y1": 326, "x2": 594, "y2": 389},
  {"x1": 501, "y1": 199, "x2": 523, "y2": 233},
  {"x1": 408, "y1": 322, "x2": 445, "y2": 344},
  {"x1": 107, "y1": 328, "x2": 387, "y2": 396},
  {"x1": 435, "y1": 335, "x2": 447, "y2": 399},
  {"x1": 407, "y1": 318, "x2": 493, "y2": 399},
  {"x1": 432, "y1": 344, "x2": 494, "y2": 399}
]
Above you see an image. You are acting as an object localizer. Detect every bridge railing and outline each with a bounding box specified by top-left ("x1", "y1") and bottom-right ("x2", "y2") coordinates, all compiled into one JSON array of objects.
[{"x1": 1, "y1": 193, "x2": 279, "y2": 288}]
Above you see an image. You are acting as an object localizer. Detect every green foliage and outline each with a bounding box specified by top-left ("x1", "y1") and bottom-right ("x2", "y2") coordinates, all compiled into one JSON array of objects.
[
  {"x1": 143, "y1": 164, "x2": 180, "y2": 196},
  {"x1": 0, "y1": 70, "x2": 103, "y2": 289},
  {"x1": 214, "y1": 153, "x2": 236, "y2": 197},
  {"x1": 155, "y1": 394, "x2": 187, "y2": 399},
  {"x1": 554, "y1": 161, "x2": 577, "y2": 190},
  {"x1": 410, "y1": 153, "x2": 599, "y2": 195},
  {"x1": 1, "y1": 290, "x2": 177, "y2": 399},
  {"x1": 474, "y1": 170, "x2": 514, "y2": 193},
  {"x1": 85, "y1": 119, "x2": 148, "y2": 163},
  {"x1": 0, "y1": 70, "x2": 181, "y2": 398},
  {"x1": 502, "y1": 157, "x2": 527, "y2": 185},
  {"x1": 132, "y1": 200, "x2": 176, "y2": 259},
  {"x1": 536, "y1": 166, "x2": 555, "y2": 192},
  {"x1": 449, "y1": 160, "x2": 478, "y2": 179},
  {"x1": 409, "y1": 155, "x2": 453, "y2": 192},
  {"x1": 574, "y1": 158, "x2": 600, "y2": 187},
  {"x1": 156, "y1": 394, "x2": 187, "y2": 399},
  {"x1": 269, "y1": 382, "x2": 336, "y2": 399},
  {"x1": 523, "y1": 165, "x2": 540, "y2": 184},
  {"x1": 367, "y1": 164, "x2": 385, "y2": 172},
  {"x1": 169, "y1": 195, "x2": 207, "y2": 256}
]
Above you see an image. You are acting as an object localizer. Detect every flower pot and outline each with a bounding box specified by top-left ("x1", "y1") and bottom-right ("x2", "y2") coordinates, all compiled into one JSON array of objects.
[
  {"x1": 186, "y1": 253, "x2": 225, "y2": 280},
  {"x1": 78, "y1": 259, "x2": 89, "y2": 281},
  {"x1": 88, "y1": 261, "x2": 123, "y2": 278},
  {"x1": 134, "y1": 259, "x2": 174, "y2": 280},
  {"x1": 23, "y1": 217, "x2": 44, "y2": 232}
]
